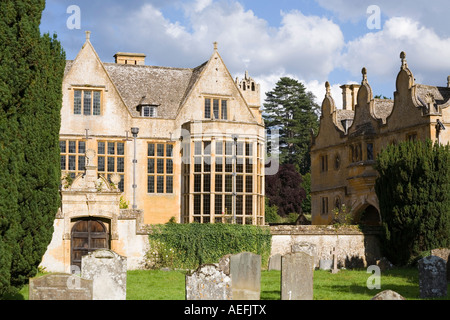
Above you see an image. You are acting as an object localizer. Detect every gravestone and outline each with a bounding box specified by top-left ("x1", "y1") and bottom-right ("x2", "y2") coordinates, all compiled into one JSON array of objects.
[
  {"x1": 331, "y1": 247, "x2": 339, "y2": 274},
  {"x1": 281, "y1": 252, "x2": 314, "y2": 300},
  {"x1": 371, "y1": 290, "x2": 405, "y2": 300},
  {"x1": 29, "y1": 273, "x2": 93, "y2": 300},
  {"x1": 431, "y1": 248, "x2": 450, "y2": 282},
  {"x1": 418, "y1": 255, "x2": 447, "y2": 298},
  {"x1": 81, "y1": 249, "x2": 127, "y2": 300},
  {"x1": 376, "y1": 257, "x2": 394, "y2": 271},
  {"x1": 219, "y1": 252, "x2": 261, "y2": 300},
  {"x1": 319, "y1": 259, "x2": 333, "y2": 270},
  {"x1": 268, "y1": 254, "x2": 282, "y2": 271},
  {"x1": 291, "y1": 241, "x2": 317, "y2": 269},
  {"x1": 186, "y1": 264, "x2": 232, "y2": 300}
]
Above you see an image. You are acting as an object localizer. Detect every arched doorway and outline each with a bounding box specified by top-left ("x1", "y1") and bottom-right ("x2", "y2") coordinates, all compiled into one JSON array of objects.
[
  {"x1": 357, "y1": 205, "x2": 381, "y2": 226},
  {"x1": 71, "y1": 219, "x2": 110, "y2": 270}
]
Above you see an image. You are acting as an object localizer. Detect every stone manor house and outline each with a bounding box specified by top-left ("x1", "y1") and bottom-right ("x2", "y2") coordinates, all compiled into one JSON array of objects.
[
  {"x1": 41, "y1": 32, "x2": 266, "y2": 272},
  {"x1": 311, "y1": 51, "x2": 450, "y2": 225}
]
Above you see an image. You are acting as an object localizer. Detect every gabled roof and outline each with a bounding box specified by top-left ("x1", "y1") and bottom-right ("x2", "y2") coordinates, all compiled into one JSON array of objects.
[
  {"x1": 64, "y1": 48, "x2": 208, "y2": 119},
  {"x1": 416, "y1": 84, "x2": 450, "y2": 109},
  {"x1": 103, "y1": 62, "x2": 207, "y2": 119}
]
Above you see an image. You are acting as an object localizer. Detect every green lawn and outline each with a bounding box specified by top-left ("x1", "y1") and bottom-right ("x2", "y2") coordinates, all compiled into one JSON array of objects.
[
  {"x1": 7, "y1": 268, "x2": 450, "y2": 300},
  {"x1": 126, "y1": 267, "x2": 450, "y2": 300}
]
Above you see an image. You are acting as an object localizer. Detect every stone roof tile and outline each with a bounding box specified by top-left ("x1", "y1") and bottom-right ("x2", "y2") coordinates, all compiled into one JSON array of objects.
[
  {"x1": 103, "y1": 62, "x2": 207, "y2": 118},
  {"x1": 373, "y1": 99, "x2": 393, "y2": 123}
]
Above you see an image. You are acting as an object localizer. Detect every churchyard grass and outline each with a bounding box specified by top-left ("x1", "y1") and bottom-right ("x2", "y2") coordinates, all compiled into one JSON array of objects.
[
  {"x1": 127, "y1": 267, "x2": 450, "y2": 300},
  {"x1": 126, "y1": 269, "x2": 186, "y2": 300},
  {"x1": 6, "y1": 268, "x2": 450, "y2": 300}
]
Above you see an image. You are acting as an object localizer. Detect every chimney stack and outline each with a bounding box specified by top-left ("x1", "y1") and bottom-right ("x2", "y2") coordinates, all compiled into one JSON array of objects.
[
  {"x1": 114, "y1": 52, "x2": 146, "y2": 65},
  {"x1": 340, "y1": 84, "x2": 360, "y2": 110}
]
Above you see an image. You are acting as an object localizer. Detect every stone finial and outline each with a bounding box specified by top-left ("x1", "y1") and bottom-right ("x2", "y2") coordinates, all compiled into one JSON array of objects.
[
  {"x1": 325, "y1": 81, "x2": 331, "y2": 95},
  {"x1": 400, "y1": 51, "x2": 407, "y2": 69},
  {"x1": 362, "y1": 67, "x2": 368, "y2": 82},
  {"x1": 85, "y1": 30, "x2": 91, "y2": 41},
  {"x1": 110, "y1": 173, "x2": 121, "y2": 188},
  {"x1": 213, "y1": 41, "x2": 218, "y2": 51}
]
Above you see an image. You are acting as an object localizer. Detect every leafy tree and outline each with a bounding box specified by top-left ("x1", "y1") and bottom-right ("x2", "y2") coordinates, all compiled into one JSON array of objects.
[
  {"x1": 374, "y1": 139, "x2": 450, "y2": 265},
  {"x1": 0, "y1": 0, "x2": 65, "y2": 296},
  {"x1": 300, "y1": 172, "x2": 311, "y2": 214},
  {"x1": 263, "y1": 77, "x2": 319, "y2": 175},
  {"x1": 264, "y1": 197, "x2": 280, "y2": 224},
  {"x1": 265, "y1": 164, "x2": 306, "y2": 217}
]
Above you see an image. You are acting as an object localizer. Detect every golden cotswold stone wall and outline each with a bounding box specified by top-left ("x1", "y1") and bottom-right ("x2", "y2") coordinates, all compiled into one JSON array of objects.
[{"x1": 311, "y1": 52, "x2": 450, "y2": 225}]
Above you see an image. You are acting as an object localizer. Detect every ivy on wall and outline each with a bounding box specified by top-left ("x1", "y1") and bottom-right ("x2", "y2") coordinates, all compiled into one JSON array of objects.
[{"x1": 146, "y1": 223, "x2": 272, "y2": 270}]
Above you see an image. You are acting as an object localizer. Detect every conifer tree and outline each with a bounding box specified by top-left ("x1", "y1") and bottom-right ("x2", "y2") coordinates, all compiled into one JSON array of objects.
[
  {"x1": 263, "y1": 77, "x2": 319, "y2": 175},
  {"x1": 375, "y1": 139, "x2": 450, "y2": 265},
  {"x1": 0, "y1": 0, "x2": 65, "y2": 295}
]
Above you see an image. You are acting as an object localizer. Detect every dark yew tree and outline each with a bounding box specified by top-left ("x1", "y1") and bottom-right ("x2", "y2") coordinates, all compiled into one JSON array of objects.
[
  {"x1": 0, "y1": 0, "x2": 65, "y2": 296},
  {"x1": 375, "y1": 139, "x2": 450, "y2": 265}
]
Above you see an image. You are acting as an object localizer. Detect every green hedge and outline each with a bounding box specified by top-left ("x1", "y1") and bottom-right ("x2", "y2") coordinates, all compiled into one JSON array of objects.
[
  {"x1": 146, "y1": 223, "x2": 272, "y2": 270},
  {"x1": 374, "y1": 139, "x2": 450, "y2": 265}
]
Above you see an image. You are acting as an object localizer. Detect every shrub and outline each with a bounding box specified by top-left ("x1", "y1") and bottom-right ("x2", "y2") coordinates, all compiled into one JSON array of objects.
[
  {"x1": 264, "y1": 198, "x2": 280, "y2": 224},
  {"x1": 374, "y1": 139, "x2": 450, "y2": 265},
  {"x1": 146, "y1": 223, "x2": 272, "y2": 270}
]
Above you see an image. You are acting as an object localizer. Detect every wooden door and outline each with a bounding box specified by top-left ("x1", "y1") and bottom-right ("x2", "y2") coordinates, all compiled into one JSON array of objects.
[{"x1": 71, "y1": 219, "x2": 109, "y2": 270}]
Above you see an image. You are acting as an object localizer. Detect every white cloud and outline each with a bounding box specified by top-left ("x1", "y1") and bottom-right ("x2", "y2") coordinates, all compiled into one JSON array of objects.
[
  {"x1": 315, "y1": 0, "x2": 450, "y2": 34},
  {"x1": 193, "y1": 0, "x2": 214, "y2": 12},
  {"x1": 304, "y1": 80, "x2": 344, "y2": 110},
  {"x1": 82, "y1": 0, "x2": 346, "y2": 110},
  {"x1": 256, "y1": 75, "x2": 345, "y2": 111},
  {"x1": 46, "y1": 0, "x2": 450, "y2": 106},
  {"x1": 340, "y1": 17, "x2": 450, "y2": 86},
  {"x1": 101, "y1": 0, "x2": 344, "y2": 84}
]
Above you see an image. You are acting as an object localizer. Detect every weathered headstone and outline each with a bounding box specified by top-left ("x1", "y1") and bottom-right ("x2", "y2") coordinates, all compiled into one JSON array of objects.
[
  {"x1": 281, "y1": 252, "x2": 314, "y2": 300},
  {"x1": 186, "y1": 264, "x2": 232, "y2": 300},
  {"x1": 418, "y1": 255, "x2": 447, "y2": 298},
  {"x1": 223, "y1": 252, "x2": 261, "y2": 300},
  {"x1": 81, "y1": 249, "x2": 127, "y2": 300},
  {"x1": 331, "y1": 247, "x2": 339, "y2": 274},
  {"x1": 431, "y1": 248, "x2": 450, "y2": 282},
  {"x1": 291, "y1": 241, "x2": 317, "y2": 269},
  {"x1": 376, "y1": 257, "x2": 394, "y2": 271},
  {"x1": 371, "y1": 290, "x2": 405, "y2": 300},
  {"x1": 268, "y1": 254, "x2": 282, "y2": 271},
  {"x1": 319, "y1": 259, "x2": 333, "y2": 270},
  {"x1": 29, "y1": 273, "x2": 93, "y2": 300}
]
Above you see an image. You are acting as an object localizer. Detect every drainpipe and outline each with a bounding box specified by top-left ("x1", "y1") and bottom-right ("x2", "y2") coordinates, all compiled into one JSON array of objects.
[{"x1": 131, "y1": 127, "x2": 139, "y2": 209}]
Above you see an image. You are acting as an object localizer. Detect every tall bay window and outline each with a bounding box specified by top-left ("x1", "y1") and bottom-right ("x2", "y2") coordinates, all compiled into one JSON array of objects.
[{"x1": 187, "y1": 138, "x2": 259, "y2": 225}]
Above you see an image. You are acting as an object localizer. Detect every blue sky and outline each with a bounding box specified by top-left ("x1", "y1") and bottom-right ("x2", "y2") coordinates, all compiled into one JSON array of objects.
[{"x1": 40, "y1": 0, "x2": 450, "y2": 108}]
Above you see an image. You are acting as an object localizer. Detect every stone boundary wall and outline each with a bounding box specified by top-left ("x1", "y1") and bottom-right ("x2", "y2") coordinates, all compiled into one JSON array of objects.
[{"x1": 269, "y1": 225, "x2": 382, "y2": 269}]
